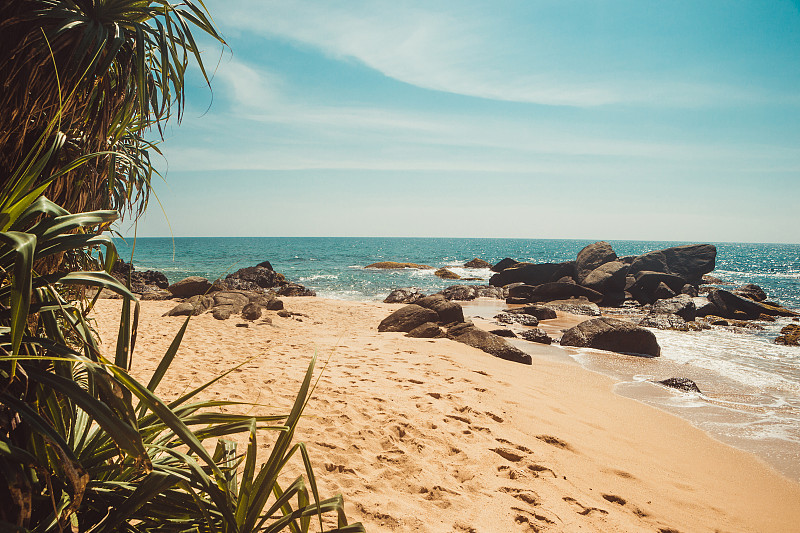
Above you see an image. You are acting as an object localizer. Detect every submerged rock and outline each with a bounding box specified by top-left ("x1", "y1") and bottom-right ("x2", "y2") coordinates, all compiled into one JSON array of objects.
[
  {"x1": 656, "y1": 377, "x2": 701, "y2": 393},
  {"x1": 434, "y1": 267, "x2": 461, "y2": 279},
  {"x1": 464, "y1": 258, "x2": 492, "y2": 268},
  {"x1": 775, "y1": 324, "x2": 800, "y2": 346},
  {"x1": 365, "y1": 261, "x2": 433, "y2": 269}
]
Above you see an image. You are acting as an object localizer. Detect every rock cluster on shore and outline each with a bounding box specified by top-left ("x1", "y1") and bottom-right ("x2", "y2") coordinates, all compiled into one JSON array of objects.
[
  {"x1": 107, "y1": 259, "x2": 316, "y2": 322},
  {"x1": 378, "y1": 241, "x2": 800, "y2": 357}
]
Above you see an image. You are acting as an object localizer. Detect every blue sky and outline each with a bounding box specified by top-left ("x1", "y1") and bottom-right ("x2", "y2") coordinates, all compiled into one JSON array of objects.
[{"x1": 126, "y1": 0, "x2": 800, "y2": 242}]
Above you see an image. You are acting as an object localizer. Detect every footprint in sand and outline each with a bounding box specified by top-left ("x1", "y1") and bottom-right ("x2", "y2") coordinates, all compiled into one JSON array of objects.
[
  {"x1": 562, "y1": 496, "x2": 608, "y2": 516},
  {"x1": 535, "y1": 434, "x2": 574, "y2": 452}
]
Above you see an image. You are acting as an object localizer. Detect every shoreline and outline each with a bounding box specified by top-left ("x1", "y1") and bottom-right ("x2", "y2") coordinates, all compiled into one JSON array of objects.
[
  {"x1": 461, "y1": 298, "x2": 800, "y2": 484},
  {"x1": 92, "y1": 296, "x2": 800, "y2": 532}
]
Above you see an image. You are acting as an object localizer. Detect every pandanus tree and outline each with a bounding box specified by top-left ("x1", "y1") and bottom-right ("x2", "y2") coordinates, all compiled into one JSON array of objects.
[
  {"x1": 0, "y1": 1, "x2": 364, "y2": 531},
  {"x1": 0, "y1": 0, "x2": 222, "y2": 219}
]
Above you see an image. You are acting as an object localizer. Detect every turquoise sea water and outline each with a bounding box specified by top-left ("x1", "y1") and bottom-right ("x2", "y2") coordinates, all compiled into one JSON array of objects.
[
  {"x1": 114, "y1": 237, "x2": 800, "y2": 480},
  {"x1": 113, "y1": 237, "x2": 800, "y2": 307}
]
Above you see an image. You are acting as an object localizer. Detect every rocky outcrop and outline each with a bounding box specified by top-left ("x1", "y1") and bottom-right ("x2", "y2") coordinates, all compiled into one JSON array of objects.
[
  {"x1": 164, "y1": 290, "x2": 282, "y2": 319},
  {"x1": 415, "y1": 294, "x2": 464, "y2": 324},
  {"x1": 775, "y1": 324, "x2": 800, "y2": 346},
  {"x1": 384, "y1": 287, "x2": 426, "y2": 304},
  {"x1": 491, "y1": 258, "x2": 520, "y2": 272},
  {"x1": 508, "y1": 282, "x2": 603, "y2": 304},
  {"x1": 581, "y1": 261, "x2": 628, "y2": 305},
  {"x1": 112, "y1": 258, "x2": 170, "y2": 295},
  {"x1": 226, "y1": 265, "x2": 286, "y2": 289},
  {"x1": 560, "y1": 317, "x2": 661, "y2": 357},
  {"x1": 575, "y1": 241, "x2": 617, "y2": 284},
  {"x1": 656, "y1": 378, "x2": 701, "y2": 393},
  {"x1": 439, "y1": 285, "x2": 507, "y2": 301},
  {"x1": 435, "y1": 268, "x2": 460, "y2": 279},
  {"x1": 378, "y1": 304, "x2": 439, "y2": 333},
  {"x1": 504, "y1": 305, "x2": 557, "y2": 320},
  {"x1": 651, "y1": 294, "x2": 697, "y2": 321},
  {"x1": 707, "y1": 289, "x2": 799, "y2": 319},
  {"x1": 446, "y1": 322, "x2": 531, "y2": 365},
  {"x1": 276, "y1": 283, "x2": 316, "y2": 297},
  {"x1": 627, "y1": 244, "x2": 716, "y2": 285},
  {"x1": 365, "y1": 261, "x2": 433, "y2": 269},
  {"x1": 494, "y1": 313, "x2": 539, "y2": 327},
  {"x1": 545, "y1": 300, "x2": 601, "y2": 316},
  {"x1": 167, "y1": 276, "x2": 213, "y2": 298},
  {"x1": 464, "y1": 258, "x2": 492, "y2": 268},
  {"x1": 489, "y1": 262, "x2": 574, "y2": 287},
  {"x1": 639, "y1": 314, "x2": 690, "y2": 331},
  {"x1": 626, "y1": 271, "x2": 687, "y2": 305},
  {"x1": 734, "y1": 283, "x2": 767, "y2": 302},
  {"x1": 489, "y1": 329, "x2": 516, "y2": 338},
  {"x1": 407, "y1": 322, "x2": 442, "y2": 338},
  {"x1": 519, "y1": 328, "x2": 553, "y2": 345}
]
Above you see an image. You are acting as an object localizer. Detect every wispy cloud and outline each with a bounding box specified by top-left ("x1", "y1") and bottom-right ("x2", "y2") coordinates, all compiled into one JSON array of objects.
[{"x1": 209, "y1": 0, "x2": 789, "y2": 108}]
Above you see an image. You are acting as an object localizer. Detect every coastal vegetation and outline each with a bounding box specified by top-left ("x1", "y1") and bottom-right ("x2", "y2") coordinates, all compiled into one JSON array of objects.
[{"x1": 0, "y1": 1, "x2": 362, "y2": 531}]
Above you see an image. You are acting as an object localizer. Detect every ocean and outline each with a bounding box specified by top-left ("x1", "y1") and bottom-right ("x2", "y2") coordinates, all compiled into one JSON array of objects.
[{"x1": 113, "y1": 237, "x2": 800, "y2": 480}]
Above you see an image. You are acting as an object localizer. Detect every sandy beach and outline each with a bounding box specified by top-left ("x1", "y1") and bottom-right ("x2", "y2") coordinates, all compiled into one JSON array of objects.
[{"x1": 92, "y1": 297, "x2": 800, "y2": 533}]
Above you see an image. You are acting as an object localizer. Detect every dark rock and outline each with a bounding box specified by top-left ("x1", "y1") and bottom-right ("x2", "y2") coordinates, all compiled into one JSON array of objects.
[
  {"x1": 775, "y1": 324, "x2": 800, "y2": 346},
  {"x1": 680, "y1": 284, "x2": 698, "y2": 297},
  {"x1": 406, "y1": 322, "x2": 442, "y2": 338},
  {"x1": 652, "y1": 282, "x2": 676, "y2": 302},
  {"x1": 167, "y1": 276, "x2": 213, "y2": 298},
  {"x1": 489, "y1": 262, "x2": 573, "y2": 287},
  {"x1": 266, "y1": 298, "x2": 284, "y2": 311},
  {"x1": 489, "y1": 328, "x2": 517, "y2": 338},
  {"x1": 415, "y1": 294, "x2": 464, "y2": 324},
  {"x1": 639, "y1": 314, "x2": 690, "y2": 331},
  {"x1": 464, "y1": 258, "x2": 492, "y2": 268},
  {"x1": 494, "y1": 313, "x2": 539, "y2": 327},
  {"x1": 505, "y1": 297, "x2": 529, "y2": 305},
  {"x1": 519, "y1": 328, "x2": 553, "y2": 344},
  {"x1": 656, "y1": 378, "x2": 701, "y2": 393},
  {"x1": 556, "y1": 276, "x2": 576, "y2": 284},
  {"x1": 440, "y1": 285, "x2": 477, "y2": 301},
  {"x1": 241, "y1": 303, "x2": 263, "y2": 321},
  {"x1": 256, "y1": 260, "x2": 274, "y2": 270},
  {"x1": 506, "y1": 305, "x2": 557, "y2": 320},
  {"x1": 212, "y1": 306, "x2": 234, "y2": 320},
  {"x1": 474, "y1": 286, "x2": 508, "y2": 299},
  {"x1": 277, "y1": 310, "x2": 292, "y2": 318},
  {"x1": 628, "y1": 244, "x2": 716, "y2": 285},
  {"x1": 707, "y1": 289, "x2": 799, "y2": 319},
  {"x1": 546, "y1": 300, "x2": 601, "y2": 316},
  {"x1": 384, "y1": 287, "x2": 426, "y2": 304},
  {"x1": 618, "y1": 255, "x2": 637, "y2": 265},
  {"x1": 276, "y1": 283, "x2": 316, "y2": 297},
  {"x1": 560, "y1": 317, "x2": 661, "y2": 357},
  {"x1": 446, "y1": 323, "x2": 532, "y2": 365},
  {"x1": 759, "y1": 314, "x2": 777, "y2": 322},
  {"x1": 226, "y1": 265, "x2": 286, "y2": 289},
  {"x1": 212, "y1": 291, "x2": 250, "y2": 313},
  {"x1": 701, "y1": 274, "x2": 724, "y2": 285},
  {"x1": 434, "y1": 268, "x2": 460, "y2": 279},
  {"x1": 692, "y1": 297, "x2": 720, "y2": 317},
  {"x1": 378, "y1": 304, "x2": 439, "y2": 333},
  {"x1": 575, "y1": 241, "x2": 618, "y2": 284},
  {"x1": 491, "y1": 258, "x2": 520, "y2": 272},
  {"x1": 734, "y1": 283, "x2": 767, "y2": 302},
  {"x1": 627, "y1": 271, "x2": 687, "y2": 305},
  {"x1": 365, "y1": 261, "x2": 433, "y2": 269},
  {"x1": 651, "y1": 294, "x2": 697, "y2": 321},
  {"x1": 704, "y1": 315, "x2": 729, "y2": 326},
  {"x1": 581, "y1": 261, "x2": 628, "y2": 293},
  {"x1": 213, "y1": 278, "x2": 264, "y2": 292},
  {"x1": 163, "y1": 302, "x2": 195, "y2": 317},
  {"x1": 508, "y1": 282, "x2": 603, "y2": 304},
  {"x1": 186, "y1": 295, "x2": 214, "y2": 314}
]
